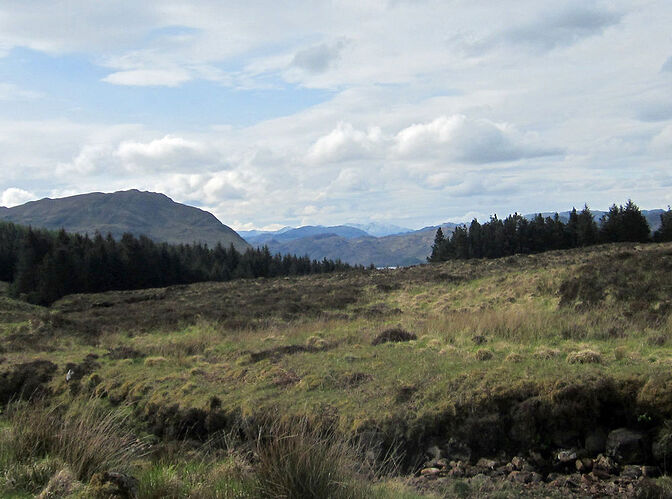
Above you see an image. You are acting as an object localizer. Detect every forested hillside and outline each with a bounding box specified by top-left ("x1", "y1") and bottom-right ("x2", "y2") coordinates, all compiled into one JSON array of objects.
[
  {"x1": 430, "y1": 201, "x2": 672, "y2": 262},
  {"x1": 0, "y1": 222, "x2": 357, "y2": 305}
]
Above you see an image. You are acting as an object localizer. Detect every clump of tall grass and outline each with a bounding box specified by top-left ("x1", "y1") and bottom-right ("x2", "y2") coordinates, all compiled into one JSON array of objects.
[
  {"x1": 4, "y1": 398, "x2": 149, "y2": 481},
  {"x1": 253, "y1": 418, "x2": 369, "y2": 499}
]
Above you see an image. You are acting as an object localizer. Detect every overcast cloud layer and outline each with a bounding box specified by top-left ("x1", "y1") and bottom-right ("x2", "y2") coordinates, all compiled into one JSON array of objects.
[{"x1": 0, "y1": 0, "x2": 670, "y2": 230}]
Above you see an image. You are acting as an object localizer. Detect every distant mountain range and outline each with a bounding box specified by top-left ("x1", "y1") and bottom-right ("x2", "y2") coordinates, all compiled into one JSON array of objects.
[
  {"x1": 239, "y1": 223, "x2": 458, "y2": 267},
  {"x1": 0, "y1": 189, "x2": 250, "y2": 252},
  {"x1": 1, "y1": 190, "x2": 666, "y2": 268}
]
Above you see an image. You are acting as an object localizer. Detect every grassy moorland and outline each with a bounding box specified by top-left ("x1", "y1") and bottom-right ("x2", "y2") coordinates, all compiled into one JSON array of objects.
[{"x1": 1, "y1": 242, "x2": 672, "y2": 497}]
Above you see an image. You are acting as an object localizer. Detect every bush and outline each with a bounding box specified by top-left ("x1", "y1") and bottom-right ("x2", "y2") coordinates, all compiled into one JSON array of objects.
[
  {"x1": 254, "y1": 418, "x2": 367, "y2": 499},
  {"x1": 372, "y1": 328, "x2": 416, "y2": 346},
  {"x1": 5, "y1": 398, "x2": 149, "y2": 480},
  {"x1": 566, "y1": 350, "x2": 602, "y2": 364}
]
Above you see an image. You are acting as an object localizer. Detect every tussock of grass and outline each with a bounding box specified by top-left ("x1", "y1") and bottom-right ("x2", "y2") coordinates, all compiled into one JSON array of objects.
[
  {"x1": 566, "y1": 349, "x2": 602, "y2": 364},
  {"x1": 254, "y1": 418, "x2": 369, "y2": 499},
  {"x1": 4, "y1": 398, "x2": 149, "y2": 481}
]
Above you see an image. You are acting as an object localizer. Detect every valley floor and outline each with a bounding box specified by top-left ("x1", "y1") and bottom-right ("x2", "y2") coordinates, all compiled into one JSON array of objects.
[{"x1": 2, "y1": 242, "x2": 672, "y2": 497}]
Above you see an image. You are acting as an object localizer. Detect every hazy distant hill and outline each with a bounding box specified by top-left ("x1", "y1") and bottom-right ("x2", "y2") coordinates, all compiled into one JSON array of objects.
[
  {"x1": 0, "y1": 189, "x2": 250, "y2": 252},
  {"x1": 242, "y1": 225, "x2": 370, "y2": 246},
  {"x1": 255, "y1": 223, "x2": 459, "y2": 267}
]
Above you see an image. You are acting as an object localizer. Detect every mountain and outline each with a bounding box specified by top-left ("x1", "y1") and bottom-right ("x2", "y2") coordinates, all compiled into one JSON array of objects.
[
  {"x1": 242, "y1": 225, "x2": 370, "y2": 246},
  {"x1": 0, "y1": 189, "x2": 250, "y2": 252},
  {"x1": 345, "y1": 222, "x2": 412, "y2": 237},
  {"x1": 257, "y1": 223, "x2": 459, "y2": 267}
]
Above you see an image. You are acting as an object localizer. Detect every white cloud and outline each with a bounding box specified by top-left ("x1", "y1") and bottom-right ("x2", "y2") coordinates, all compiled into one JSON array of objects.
[
  {"x1": 0, "y1": 82, "x2": 42, "y2": 100},
  {"x1": 102, "y1": 69, "x2": 192, "y2": 87},
  {"x1": 307, "y1": 122, "x2": 383, "y2": 164},
  {"x1": 394, "y1": 115, "x2": 559, "y2": 163},
  {"x1": 116, "y1": 135, "x2": 212, "y2": 171},
  {"x1": 1, "y1": 187, "x2": 36, "y2": 207}
]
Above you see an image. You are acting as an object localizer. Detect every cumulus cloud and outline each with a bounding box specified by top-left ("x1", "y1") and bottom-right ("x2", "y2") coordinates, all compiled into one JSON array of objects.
[
  {"x1": 116, "y1": 135, "x2": 212, "y2": 171},
  {"x1": 394, "y1": 115, "x2": 559, "y2": 163},
  {"x1": 1, "y1": 187, "x2": 36, "y2": 207},
  {"x1": 306, "y1": 122, "x2": 384, "y2": 164}
]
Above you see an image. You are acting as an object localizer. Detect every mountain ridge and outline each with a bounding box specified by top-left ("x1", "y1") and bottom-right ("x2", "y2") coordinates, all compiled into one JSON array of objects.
[{"x1": 0, "y1": 189, "x2": 250, "y2": 252}]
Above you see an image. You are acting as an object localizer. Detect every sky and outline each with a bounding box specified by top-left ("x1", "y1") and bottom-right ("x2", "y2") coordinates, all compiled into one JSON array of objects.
[{"x1": 0, "y1": 0, "x2": 670, "y2": 231}]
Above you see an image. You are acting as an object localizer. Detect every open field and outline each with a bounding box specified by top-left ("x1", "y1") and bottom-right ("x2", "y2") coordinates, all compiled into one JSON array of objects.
[{"x1": 2, "y1": 242, "x2": 672, "y2": 497}]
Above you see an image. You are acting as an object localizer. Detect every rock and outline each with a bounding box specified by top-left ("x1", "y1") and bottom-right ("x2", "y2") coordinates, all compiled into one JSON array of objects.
[
  {"x1": 420, "y1": 467, "x2": 441, "y2": 478},
  {"x1": 620, "y1": 465, "x2": 642, "y2": 479},
  {"x1": 510, "y1": 456, "x2": 526, "y2": 471},
  {"x1": 38, "y1": 469, "x2": 80, "y2": 498},
  {"x1": 606, "y1": 428, "x2": 648, "y2": 464},
  {"x1": 529, "y1": 472, "x2": 544, "y2": 483},
  {"x1": 593, "y1": 453, "x2": 619, "y2": 475},
  {"x1": 447, "y1": 461, "x2": 465, "y2": 478},
  {"x1": 641, "y1": 465, "x2": 661, "y2": 478},
  {"x1": 90, "y1": 471, "x2": 139, "y2": 499},
  {"x1": 476, "y1": 457, "x2": 497, "y2": 470},
  {"x1": 557, "y1": 449, "x2": 578, "y2": 463},
  {"x1": 425, "y1": 444, "x2": 442, "y2": 460},
  {"x1": 508, "y1": 471, "x2": 533, "y2": 483},
  {"x1": 425, "y1": 457, "x2": 448, "y2": 469},
  {"x1": 585, "y1": 427, "x2": 608, "y2": 455},
  {"x1": 576, "y1": 457, "x2": 593, "y2": 473},
  {"x1": 590, "y1": 469, "x2": 612, "y2": 481}
]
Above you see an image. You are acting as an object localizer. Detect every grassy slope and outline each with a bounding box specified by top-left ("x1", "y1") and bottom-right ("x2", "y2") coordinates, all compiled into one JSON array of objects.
[{"x1": 1, "y1": 242, "x2": 672, "y2": 495}]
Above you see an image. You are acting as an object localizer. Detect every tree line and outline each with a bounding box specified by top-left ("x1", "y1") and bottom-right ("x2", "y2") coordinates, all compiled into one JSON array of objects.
[
  {"x1": 0, "y1": 223, "x2": 359, "y2": 305},
  {"x1": 429, "y1": 201, "x2": 672, "y2": 262}
]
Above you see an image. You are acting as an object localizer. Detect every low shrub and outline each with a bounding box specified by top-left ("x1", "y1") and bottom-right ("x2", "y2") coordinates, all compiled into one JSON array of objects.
[
  {"x1": 566, "y1": 349, "x2": 602, "y2": 364},
  {"x1": 475, "y1": 349, "x2": 494, "y2": 361},
  {"x1": 372, "y1": 328, "x2": 416, "y2": 346},
  {"x1": 254, "y1": 418, "x2": 368, "y2": 499},
  {"x1": 5, "y1": 398, "x2": 149, "y2": 480}
]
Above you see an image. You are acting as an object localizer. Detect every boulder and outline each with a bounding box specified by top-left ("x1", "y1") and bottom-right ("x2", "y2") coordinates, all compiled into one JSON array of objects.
[
  {"x1": 576, "y1": 457, "x2": 593, "y2": 473},
  {"x1": 620, "y1": 465, "x2": 642, "y2": 479},
  {"x1": 593, "y1": 454, "x2": 619, "y2": 475},
  {"x1": 606, "y1": 428, "x2": 648, "y2": 464},
  {"x1": 557, "y1": 449, "x2": 578, "y2": 463},
  {"x1": 585, "y1": 427, "x2": 607, "y2": 455}
]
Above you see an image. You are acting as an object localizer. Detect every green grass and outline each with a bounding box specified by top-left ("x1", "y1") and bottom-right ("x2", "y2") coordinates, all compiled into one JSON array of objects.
[{"x1": 1, "y1": 242, "x2": 672, "y2": 496}]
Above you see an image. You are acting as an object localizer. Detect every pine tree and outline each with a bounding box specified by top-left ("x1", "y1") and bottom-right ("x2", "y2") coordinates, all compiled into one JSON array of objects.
[
  {"x1": 429, "y1": 227, "x2": 445, "y2": 262},
  {"x1": 654, "y1": 207, "x2": 672, "y2": 242}
]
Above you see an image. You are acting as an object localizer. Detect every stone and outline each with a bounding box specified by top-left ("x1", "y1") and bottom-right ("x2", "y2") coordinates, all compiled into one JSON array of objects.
[
  {"x1": 591, "y1": 468, "x2": 612, "y2": 480},
  {"x1": 420, "y1": 467, "x2": 441, "y2": 478},
  {"x1": 620, "y1": 465, "x2": 642, "y2": 479},
  {"x1": 529, "y1": 472, "x2": 544, "y2": 483},
  {"x1": 593, "y1": 454, "x2": 619, "y2": 475},
  {"x1": 557, "y1": 449, "x2": 578, "y2": 463},
  {"x1": 576, "y1": 457, "x2": 593, "y2": 473},
  {"x1": 585, "y1": 428, "x2": 608, "y2": 455},
  {"x1": 100, "y1": 472, "x2": 138, "y2": 498},
  {"x1": 510, "y1": 456, "x2": 526, "y2": 471},
  {"x1": 508, "y1": 471, "x2": 533, "y2": 483},
  {"x1": 606, "y1": 428, "x2": 648, "y2": 464},
  {"x1": 476, "y1": 457, "x2": 497, "y2": 470},
  {"x1": 38, "y1": 469, "x2": 80, "y2": 499}
]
